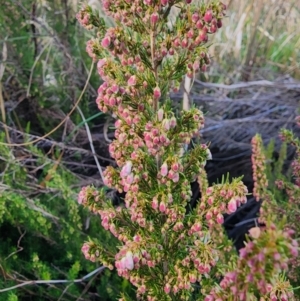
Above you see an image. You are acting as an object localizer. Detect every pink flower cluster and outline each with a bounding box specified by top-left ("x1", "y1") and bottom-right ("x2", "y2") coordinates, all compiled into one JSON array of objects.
[
  {"x1": 102, "y1": 166, "x2": 122, "y2": 190},
  {"x1": 169, "y1": 4, "x2": 226, "y2": 76},
  {"x1": 197, "y1": 181, "x2": 248, "y2": 227},
  {"x1": 158, "y1": 233, "x2": 219, "y2": 296},
  {"x1": 78, "y1": 185, "x2": 103, "y2": 212},
  {"x1": 158, "y1": 159, "x2": 183, "y2": 184},
  {"x1": 206, "y1": 224, "x2": 298, "y2": 300},
  {"x1": 251, "y1": 135, "x2": 268, "y2": 201},
  {"x1": 82, "y1": 0, "x2": 227, "y2": 84},
  {"x1": 98, "y1": 0, "x2": 226, "y2": 76},
  {"x1": 81, "y1": 241, "x2": 114, "y2": 270},
  {"x1": 81, "y1": 242, "x2": 96, "y2": 262},
  {"x1": 76, "y1": 4, "x2": 106, "y2": 30},
  {"x1": 74, "y1": 0, "x2": 300, "y2": 300},
  {"x1": 115, "y1": 244, "x2": 159, "y2": 277},
  {"x1": 86, "y1": 39, "x2": 102, "y2": 62},
  {"x1": 76, "y1": 5, "x2": 94, "y2": 29}
]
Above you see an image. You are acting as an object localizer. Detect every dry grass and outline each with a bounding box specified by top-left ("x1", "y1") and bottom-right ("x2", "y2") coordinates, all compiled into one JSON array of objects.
[{"x1": 207, "y1": 0, "x2": 300, "y2": 81}]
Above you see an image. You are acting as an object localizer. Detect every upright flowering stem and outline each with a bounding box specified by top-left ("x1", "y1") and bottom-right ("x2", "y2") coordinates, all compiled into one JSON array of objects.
[
  {"x1": 76, "y1": 2, "x2": 298, "y2": 300},
  {"x1": 251, "y1": 134, "x2": 275, "y2": 224}
]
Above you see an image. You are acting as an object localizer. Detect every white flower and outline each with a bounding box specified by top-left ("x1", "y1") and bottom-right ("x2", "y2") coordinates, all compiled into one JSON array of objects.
[
  {"x1": 120, "y1": 161, "x2": 132, "y2": 178},
  {"x1": 206, "y1": 148, "x2": 212, "y2": 160}
]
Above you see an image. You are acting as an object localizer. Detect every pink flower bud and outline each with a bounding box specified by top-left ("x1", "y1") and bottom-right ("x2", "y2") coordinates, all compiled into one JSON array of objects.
[
  {"x1": 172, "y1": 172, "x2": 179, "y2": 183},
  {"x1": 127, "y1": 75, "x2": 137, "y2": 86},
  {"x1": 181, "y1": 38, "x2": 188, "y2": 48},
  {"x1": 157, "y1": 108, "x2": 164, "y2": 121},
  {"x1": 152, "y1": 198, "x2": 158, "y2": 210},
  {"x1": 159, "y1": 133, "x2": 167, "y2": 143},
  {"x1": 290, "y1": 246, "x2": 298, "y2": 257},
  {"x1": 199, "y1": 30, "x2": 208, "y2": 42},
  {"x1": 109, "y1": 97, "x2": 116, "y2": 106},
  {"x1": 192, "y1": 13, "x2": 199, "y2": 23},
  {"x1": 270, "y1": 295, "x2": 277, "y2": 301},
  {"x1": 273, "y1": 252, "x2": 281, "y2": 261},
  {"x1": 133, "y1": 115, "x2": 141, "y2": 124},
  {"x1": 206, "y1": 187, "x2": 213, "y2": 195},
  {"x1": 169, "y1": 116, "x2": 177, "y2": 128},
  {"x1": 133, "y1": 235, "x2": 141, "y2": 242},
  {"x1": 162, "y1": 119, "x2": 170, "y2": 131},
  {"x1": 194, "y1": 222, "x2": 201, "y2": 231},
  {"x1": 169, "y1": 48, "x2": 175, "y2": 55},
  {"x1": 216, "y1": 213, "x2": 224, "y2": 224},
  {"x1": 207, "y1": 196, "x2": 214, "y2": 205},
  {"x1": 164, "y1": 283, "x2": 171, "y2": 294},
  {"x1": 159, "y1": 201, "x2": 166, "y2": 212},
  {"x1": 204, "y1": 10, "x2": 213, "y2": 23},
  {"x1": 127, "y1": 57, "x2": 134, "y2": 65},
  {"x1": 150, "y1": 13, "x2": 159, "y2": 25},
  {"x1": 210, "y1": 23, "x2": 217, "y2": 33},
  {"x1": 153, "y1": 136, "x2": 160, "y2": 144},
  {"x1": 246, "y1": 274, "x2": 254, "y2": 282},
  {"x1": 189, "y1": 273, "x2": 197, "y2": 283},
  {"x1": 110, "y1": 84, "x2": 119, "y2": 94},
  {"x1": 161, "y1": 162, "x2": 168, "y2": 177},
  {"x1": 196, "y1": 20, "x2": 204, "y2": 29},
  {"x1": 126, "y1": 173, "x2": 134, "y2": 185},
  {"x1": 97, "y1": 58, "x2": 107, "y2": 69},
  {"x1": 153, "y1": 86, "x2": 161, "y2": 99},
  {"x1": 228, "y1": 198, "x2": 237, "y2": 213},
  {"x1": 161, "y1": 47, "x2": 168, "y2": 57},
  {"x1": 101, "y1": 36, "x2": 111, "y2": 48},
  {"x1": 171, "y1": 162, "x2": 179, "y2": 172},
  {"x1": 193, "y1": 61, "x2": 200, "y2": 71},
  {"x1": 120, "y1": 161, "x2": 132, "y2": 178},
  {"x1": 173, "y1": 38, "x2": 181, "y2": 47},
  {"x1": 206, "y1": 211, "x2": 212, "y2": 220},
  {"x1": 187, "y1": 29, "x2": 194, "y2": 38}
]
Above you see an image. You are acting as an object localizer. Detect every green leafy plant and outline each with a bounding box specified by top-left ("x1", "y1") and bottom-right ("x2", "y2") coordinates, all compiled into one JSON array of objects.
[{"x1": 0, "y1": 132, "x2": 134, "y2": 300}]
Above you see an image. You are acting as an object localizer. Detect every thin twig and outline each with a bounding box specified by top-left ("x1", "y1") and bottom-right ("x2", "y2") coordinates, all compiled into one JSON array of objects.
[
  {"x1": 194, "y1": 79, "x2": 300, "y2": 90},
  {"x1": 76, "y1": 106, "x2": 105, "y2": 183},
  {"x1": 0, "y1": 62, "x2": 95, "y2": 147},
  {"x1": 26, "y1": 40, "x2": 52, "y2": 97},
  {"x1": 0, "y1": 266, "x2": 106, "y2": 293},
  {"x1": 103, "y1": 116, "x2": 112, "y2": 143},
  {"x1": 4, "y1": 229, "x2": 26, "y2": 260},
  {"x1": 0, "y1": 121, "x2": 114, "y2": 164}
]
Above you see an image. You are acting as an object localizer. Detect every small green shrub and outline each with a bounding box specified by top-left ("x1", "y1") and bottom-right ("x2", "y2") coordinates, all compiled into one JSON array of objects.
[{"x1": 0, "y1": 133, "x2": 134, "y2": 300}]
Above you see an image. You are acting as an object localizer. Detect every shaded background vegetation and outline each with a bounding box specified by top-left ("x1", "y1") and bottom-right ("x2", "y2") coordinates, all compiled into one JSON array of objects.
[{"x1": 0, "y1": 0, "x2": 299, "y2": 300}]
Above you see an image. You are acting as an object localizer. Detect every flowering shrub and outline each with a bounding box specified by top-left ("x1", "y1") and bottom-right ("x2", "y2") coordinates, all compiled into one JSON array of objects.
[
  {"x1": 251, "y1": 123, "x2": 300, "y2": 295},
  {"x1": 76, "y1": 1, "x2": 298, "y2": 300}
]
